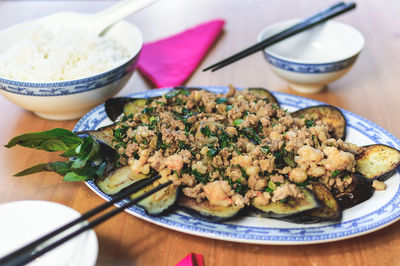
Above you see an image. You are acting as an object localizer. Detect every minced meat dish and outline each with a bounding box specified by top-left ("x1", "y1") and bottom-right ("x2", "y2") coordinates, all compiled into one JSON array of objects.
[{"x1": 111, "y1": 87, "x2": 360, "y2": 208}]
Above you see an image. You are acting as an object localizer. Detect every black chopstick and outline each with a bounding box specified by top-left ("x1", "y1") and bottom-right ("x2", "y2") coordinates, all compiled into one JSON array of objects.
[
  {"x1": 203, "y1": 2, "x2": 356, "y2": 72},
  {"x1": 0, "y1": 175, "x2": 171, "y2": 266}
]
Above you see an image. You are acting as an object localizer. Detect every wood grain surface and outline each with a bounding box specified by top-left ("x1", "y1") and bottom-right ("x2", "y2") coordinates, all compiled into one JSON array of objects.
[{"x1": 0, "y1": 1, "x2": 399, "y2": 265}]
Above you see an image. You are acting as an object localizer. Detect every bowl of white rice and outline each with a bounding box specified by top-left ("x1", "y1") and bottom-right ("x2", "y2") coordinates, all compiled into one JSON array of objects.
[{"x1": 0, "y1": 19, "x2": 142, "y2": 120}]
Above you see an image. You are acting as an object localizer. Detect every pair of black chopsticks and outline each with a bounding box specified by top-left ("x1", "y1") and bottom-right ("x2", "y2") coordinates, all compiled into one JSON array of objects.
[
  {"x1": 203, "y1": 2, "x2": 356, "y2": 72},
  {"x1": 0, "y1": 175, "x2": 170, "y2": 266}
]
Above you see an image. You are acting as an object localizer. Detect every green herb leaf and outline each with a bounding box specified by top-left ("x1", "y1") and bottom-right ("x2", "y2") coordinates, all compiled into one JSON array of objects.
[
  {"x1": 239, "y1": 127, "x2": 261, "y2": 145},
  {"x1": 225, "y1": 105, "x2": 233, "y2": 111},
  {"x1": 283, "y1": 155, "x2": 296, "y2": 167},
  {"x1": 265, "y1": 187, "x2": 273, "y2": 193},
  {"x1": 207, "y1": 147, "x2": 218, "y2": 158},
  {"x1": 305, "y1": 119, "x2": 315, "y2": 128},
  {"x1": 63, "y1": 171, "x2": 90, "y2": 181},
  {"x1": 237, "y1": 165, "x2": 249, "y2": 179},
  {"x1": 261, "y1": 145, "x2": 271, "y2": 154},
  {"x1": 5, "y1": 128, "x2": 83, "y2": 151},
  {"x1": 155, "y1": 101, "x2": 165, "y2": 106},
  {"x1": 14, "y1": 161, "x2": 72, "y2": 176},
  {"x1": 280, "y1": 197, "x2": 288, "y2": 203},
  {"x1": 8, "y1": 129, "x2": 107, "y2": 182},
  {"x1": 71, "y1": 138, "x2": 101, "y2": 170},
  {"x1": 165, "y1": 89, "x2": 190, "y2": 100},
  {"x1": 274, "y1": 148, "x2": 296, "y2": 169},
  {"x1": 200, "y1": 126, "x2": 216, "y2": 137},
  {"x1": 226, "y1": 177, "x2": 248, "y2": 196},
  {"x1": 297, "y1": 180, "x2": 309, "y2": 187},
  {"x1": 215, "y1": 97, "x2": 227, "y2": 104},
  {"x1": 233, "y1": 182, "x2": 248, "y2": 196},
  {"x1": 141, "y1": 107, "x2": 154, "y2": 114},
  {"x1": 192, "y1": 169, "x2": 210, "y2": 184}
]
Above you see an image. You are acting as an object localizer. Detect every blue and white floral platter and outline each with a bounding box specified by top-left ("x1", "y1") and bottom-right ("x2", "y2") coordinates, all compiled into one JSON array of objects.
[{"x1": 74, "y1": 86, "x2": 400, "y2": 245}]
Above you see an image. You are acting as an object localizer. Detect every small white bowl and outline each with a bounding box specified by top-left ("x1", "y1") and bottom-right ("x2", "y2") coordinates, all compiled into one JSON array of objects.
[
  {"x1": 0, "y1": 20, "x2": 142, "y2": 120},
  {"x1": 0, "y1": 200, "x2": 98, "y2": 266},
  {"x1": 257, "y1": 19, "x2": 364, "y2": 93}
]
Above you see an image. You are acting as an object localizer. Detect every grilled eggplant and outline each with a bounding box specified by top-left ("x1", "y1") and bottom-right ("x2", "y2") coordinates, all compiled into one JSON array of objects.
[
  {"x1": 129, "y1": 181, "x2": 179, "y2": 215},
  {"x1": 105, "y1": 97, "x2": 138, "y2": 121},
  {"x1": 105, "y1": 87, "x2": 199, "y2": 121},
  {"x1": 248, "y1": 87, "x2": 280, "y2": 106},
  {"x1": 251, "y1": 186, "x2": 320, "y2": 219},
  {"x1": 335, "y1": 172, "x2": 374, "y2": 209},
  {"x1": 303, "y1": 182, "x2": 342, "y2": 222},
  {"x1": 105, "y1": 97, "x2": 150, "y2": 121},
  {"x1": 97, "y1": 167, "x2": 178, "y2": 215},
  {"x1": 178, "y1": 196, "x2": 244, "y2": 222},
  {"x1": 76, "y1": 124, "x2": 114, "y2": 147},
  {"x1": 291, "y1": 105, "x2": 347, "y2": 140},
  {"x1": 356, "y1": 144, "x2": 400, "y2": 181},
  {"x1": 96, "y1": 166, "x2": 149, "y2": 195}
]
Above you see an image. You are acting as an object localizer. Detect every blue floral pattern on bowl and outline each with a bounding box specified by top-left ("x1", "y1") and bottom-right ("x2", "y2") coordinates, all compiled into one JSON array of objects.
[
  {"x1": 74, "y1": 86, "x2": 400, "y2": 244},
  {"x1": 264, "y1": 53, "x2": 359, "y2": 74},
  {"x1": 0, "y1": 53, "x2": 140, "y2": 97}
]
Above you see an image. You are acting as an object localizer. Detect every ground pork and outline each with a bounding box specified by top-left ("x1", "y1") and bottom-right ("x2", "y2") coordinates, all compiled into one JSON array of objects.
[{"x1": 110, "y1": 87, "x2": 360, "y2": 209}]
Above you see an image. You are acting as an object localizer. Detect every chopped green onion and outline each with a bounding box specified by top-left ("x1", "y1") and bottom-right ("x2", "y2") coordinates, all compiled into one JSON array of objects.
[
  {"x1": 267, "y1": 181, "x2": 277, "y2": 190},
  {"x1": 233, "y1": 119, "x2": 244, "y2": 126},
  {"x1": 331, "y1": 170, "x2": 341, "y2": 178}
]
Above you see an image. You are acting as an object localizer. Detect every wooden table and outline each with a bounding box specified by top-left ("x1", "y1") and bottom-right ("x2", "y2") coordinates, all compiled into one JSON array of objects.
[{"x1": 1, "y1": 1, "x2": 400, "y2": 265}]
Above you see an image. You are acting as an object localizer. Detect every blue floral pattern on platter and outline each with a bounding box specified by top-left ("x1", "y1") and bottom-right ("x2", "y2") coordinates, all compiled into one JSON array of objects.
[
  {"x1": 264, "y1": 53, "x2": 358, "y2": 74},
  {"x1": 0, "y1": 55, "x2": 139, "y2": 97},
  {"x1": 74, "y1": 86, "x2": 400, "y2": 244}
]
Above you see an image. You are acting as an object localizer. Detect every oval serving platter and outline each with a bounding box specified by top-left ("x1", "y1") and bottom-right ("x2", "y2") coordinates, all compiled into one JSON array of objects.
[{"x1": 73, "y1": 86, "x2": 400, "y2": 245}]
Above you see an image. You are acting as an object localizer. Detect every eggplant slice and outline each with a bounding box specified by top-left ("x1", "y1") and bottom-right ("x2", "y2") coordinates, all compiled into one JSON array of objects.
[
  {"x1": 76, "y1": 124, "x2": 115, "y2": 147},
  {"x1": 248, "y1": 87, "x2": 280, "y2": 106},
  {"x1": 97, "y1": 166, "x2": 178, "y2": 215},
  {"x1": 105, "y1": 97, "x2": 150, "y2": 121},
  {"x1": 129, "y1": 182, "x2": 179, "y2": 216},
  {"x1": 334, "y1": 172, "x2": 374, "y2": 209},
  {"x1": 96, "y1": 166, "x2": 149, "y2": 195},
  {"x1": 178, "y1": 196, "x2": 244, "y2": 222},
  {"x1": 291, "y1": 105, "x2": 347, "y2": 140},
  {"x1": 105, "y1": 97, "x2": 136, "y2": 121},
  {"x1": 298, "y1": 182, "x2": 342, "y2": 223},
  {"x1": 356, "y1": 144, "x2": 400, "y2": 181},
  {"x1": 105, "y1": 87, "x2": 198, "y2": 121},
  {"x1": 251, "y1": 186, "x2": 320, "y2": 219}
]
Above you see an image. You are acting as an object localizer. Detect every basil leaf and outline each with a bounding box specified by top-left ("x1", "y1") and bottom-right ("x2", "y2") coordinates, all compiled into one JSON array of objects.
[
  {"x1": 63, "y1": 171, "x2": 90, "y2": 181},
  {"x1": 5, "y1": 128, "x2": 83, "y2": 151},
  {"x1": 71, "y1": 138, "x2": 100, "y2": 170},
  {"x1": 14, "y1": 161, "x2": 72, "y2": 176},
  {"x1": 60, "y1": 148, "x2": 80, "y2": 158}
]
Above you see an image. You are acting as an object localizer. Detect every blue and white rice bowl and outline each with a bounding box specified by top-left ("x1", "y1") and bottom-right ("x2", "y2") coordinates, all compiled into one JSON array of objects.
[
  {"x1": 257, "y1": 19, "x2": 364, "y2": 93},
  {"x1": 0, "y1": 20, "x2": 142, "y2": 120}
]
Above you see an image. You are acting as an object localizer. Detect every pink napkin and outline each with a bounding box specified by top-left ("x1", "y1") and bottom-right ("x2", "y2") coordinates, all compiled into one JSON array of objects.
[
  {"x1": 176, "y1": 253, "x2": 204, "y2": 266},
  {"x1": 137, "y1": 19, "x2": 225, "y2": 88}
]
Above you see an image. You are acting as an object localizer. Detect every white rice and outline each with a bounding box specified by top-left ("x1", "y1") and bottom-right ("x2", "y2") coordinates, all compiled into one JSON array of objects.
[{"x1": 0, "y1": 24, "x2": 131, "y2": 82}]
